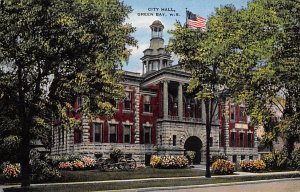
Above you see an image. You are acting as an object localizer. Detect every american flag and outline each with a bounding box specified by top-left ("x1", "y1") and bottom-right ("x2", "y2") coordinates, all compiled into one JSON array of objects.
[{"x1": 187, "y1": 11, "x2": 207, "y2": 30}]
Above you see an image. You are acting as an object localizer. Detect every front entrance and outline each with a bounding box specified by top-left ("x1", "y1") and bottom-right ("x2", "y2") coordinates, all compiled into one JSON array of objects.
[{"x1": 184, "y1": 136, "x2": 202, "y2": 164}]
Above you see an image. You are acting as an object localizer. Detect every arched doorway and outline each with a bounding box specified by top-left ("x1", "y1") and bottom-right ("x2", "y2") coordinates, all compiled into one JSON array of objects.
[{"x1": 184, "y1": 136, "x2": 202, "y2": 164}]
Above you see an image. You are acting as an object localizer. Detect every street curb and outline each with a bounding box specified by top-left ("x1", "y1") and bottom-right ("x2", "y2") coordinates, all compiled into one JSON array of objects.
[{"x1": 104, "y1": 177, "x2": 300, "y2": 192}]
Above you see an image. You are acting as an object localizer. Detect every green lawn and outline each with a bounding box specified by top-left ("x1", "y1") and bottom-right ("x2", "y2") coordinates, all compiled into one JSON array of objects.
[
  {"x1": 53, "y1": 168, "x2": 205, "y2": 183},
  {"x1": 0, "y1": 168, "x2": 205, "y2": 184},
  {"x1": 3, "y1": 173, "x2": 300, "y2": 192}
]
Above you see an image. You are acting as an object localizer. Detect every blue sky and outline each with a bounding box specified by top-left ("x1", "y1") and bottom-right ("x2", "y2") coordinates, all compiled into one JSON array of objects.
[{"x1": 122, "y1": 0, "x2": 249, "y2": 73}]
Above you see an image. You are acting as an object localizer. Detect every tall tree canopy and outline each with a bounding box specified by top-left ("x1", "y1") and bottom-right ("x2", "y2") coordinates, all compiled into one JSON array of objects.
[
  {"x1": 0, "y1": 0, "x2": 136, "y2": 187},
  {"x1": 169, "y1": 0, "x2": 299, "y2": 175},
  {"x1": 212, "y1": 0, "x2": 300, "y2": 157}
]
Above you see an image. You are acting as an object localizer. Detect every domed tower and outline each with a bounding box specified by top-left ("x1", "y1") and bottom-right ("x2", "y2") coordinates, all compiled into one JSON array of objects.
[{"x1": 141, "y1": 20, "x2": 172, "y2": 74}]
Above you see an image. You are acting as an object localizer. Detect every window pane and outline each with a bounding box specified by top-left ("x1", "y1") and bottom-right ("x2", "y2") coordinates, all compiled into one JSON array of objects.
[
  {"x1": 173, "y1": 135, "x2": 176, "y2": 146},
  {"x1": 94, "y1": 123, "x2": 102, "y2": 142},
  {"x1": 124, "y1": 125, "x2": 130, "y2": 143},
  {"x1": 110, "y1": 124, "x2": 117, "y2": 143},
  {"x1": 230, "y1": 105, "x2": 235, "y2": 120},
  {"x1": 240, "y1": 133, "x2": 244, "y2": 147},
  {"x1": 144, "y1": 127, "x2": 151, "y2": 144},
  {"x1": 239, "y1": 107, "x2": 245, "y2": 122}
]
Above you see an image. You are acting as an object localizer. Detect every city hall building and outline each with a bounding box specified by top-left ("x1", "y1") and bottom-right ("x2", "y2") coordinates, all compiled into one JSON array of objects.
[{"x1": 51, "y1": 20, "x2": 258, "y2": 165}]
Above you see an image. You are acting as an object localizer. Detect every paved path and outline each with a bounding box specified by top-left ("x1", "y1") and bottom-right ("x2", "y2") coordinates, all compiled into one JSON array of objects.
[{"x1": 143, "y1": 178, "x2": 300, "y2": 192}]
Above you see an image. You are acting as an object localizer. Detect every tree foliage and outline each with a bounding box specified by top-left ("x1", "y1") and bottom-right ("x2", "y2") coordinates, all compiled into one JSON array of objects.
[
  {"x1": 169, "y1": 0, "x2": 299, "y2": 175},
  {"x1": 0, "y1": 0, "x2": 136, "y2": 186}
]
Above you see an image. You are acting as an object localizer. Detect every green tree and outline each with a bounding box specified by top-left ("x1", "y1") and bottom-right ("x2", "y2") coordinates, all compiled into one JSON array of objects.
[
  {"x1": 0, "y1": 0, "x2": 136, "y2": 187},
  {"x1": 168, "y1": 16, "x2": 231, "y2": 177},
  {"x1": 208, "y1": 0, "x2": 300, "y2": 158}
]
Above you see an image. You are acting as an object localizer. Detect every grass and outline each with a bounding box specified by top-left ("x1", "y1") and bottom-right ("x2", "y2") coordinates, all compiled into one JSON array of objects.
[
  {"x1": 3, "y1": 172, "x2": 300, "y2": 192},
  {"x1": 0, "y1": 168, "x2": 204, "y2": 184},
  {"x1": 55, "y1": 168, "x2": 205, "y2": 183}
]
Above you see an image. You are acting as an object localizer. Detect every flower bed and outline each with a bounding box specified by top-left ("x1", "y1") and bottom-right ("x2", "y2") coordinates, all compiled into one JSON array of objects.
[
  {"x1": 2, "y1": 162, "x2": 21, "y2": 179},
  {"x1": 150, "y1": 155, "x2": 188, "y2": 169},
  {"x1": 55, "y1": 155, "x2": 96, "y2": 171},
  {"x1": 240, "y1": 159, "x2": 266, "y2": 172},
  {"x1": 211, "y1": 159, "x2": 235, "y2": 175}
]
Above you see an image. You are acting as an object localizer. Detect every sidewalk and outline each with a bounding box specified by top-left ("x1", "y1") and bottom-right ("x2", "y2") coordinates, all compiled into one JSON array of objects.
[{"x1": 1, "y1": 170, "x2": 299, "y2": 192}]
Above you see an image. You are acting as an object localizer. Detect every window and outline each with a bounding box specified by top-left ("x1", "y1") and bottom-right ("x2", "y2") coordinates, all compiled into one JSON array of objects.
[
  {"x1": 160, "y1": 135, "x2": 162, "y2": 145},
  {"x1": 230, "y1": 105, "x2": 235, "y2": 121},
  {"x1": 144, "y1": 126, "x2": 151, "y2": 144},
  {"x1": 173, "y1": 135, "x2": 176, "y2": 146},
  {"x1": 231, "y1": 132, "x2": 236, "y2": 147},
  {"x1": 240, "y1": 133, "x2": 244, "y2": 147},
  {"x1": 109, "y1": 124, "x2": 117, "y2": 143},
  {"x1": 239, "y1": 107, "x2": 245, "y2": 122},
  {"x1": 209, "y1": 137, "x2": 213, "y2": 147},
  {"x1": 233, "y1": 155, "x2": 237, "y2": 163},
  {"x1": 74, "y1": 129, "x2": 82, "y2": 144},
  {"x1": 123, "y1": 125, "x2": 131, "y2": 143},
  {"x1": 124, "y1": 91, "x2": 132, "y2": 110},
  {"x1": 143, "y1": 95, "x2": 151, "y2": 113},
  {"x1": 110, "y1": 99, "x2": 118, "y2": 108},
  {"x1": 241, "y1": 155, "x2": 245, "y2": 160},
  {"x1": 248, "y1": 133, "x2": 253, "y2": 147},
  {"x1": 93, "y1": 123, "x2": 102, "y2": 142},
  {"x1": 249, "y1": 155, "x2": 253, "y2": 160}
]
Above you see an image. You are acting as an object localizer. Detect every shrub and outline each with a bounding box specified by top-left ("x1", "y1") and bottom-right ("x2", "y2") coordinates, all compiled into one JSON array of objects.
[
  {"x1": 150, "y1": 155, "x2": 189, "y2": 169},
  {"x1": 2, "y1": 162, "x2": 21, "y2": 179},
  {"x1": 288, "y1": 148, "x2": 300, "y2": 169},
  {"x1": 72, "y1": 160, "x2": 85, "y2": 170},
  {"x1": 161, "y1": 156, "x2": 177, "y2": 169},
  {"x1": 212, "y1": 159, "x2": 235, "y2": 175},
  {"x1": 185, "y1": 151, "x2": 195, "y2": 164},
  {"x1": 210, "y1": 154, "x2": 228, "y2": 165},
  {"x1": 175, "y1": 155, "x2": 189, "y2": 168},
  {"x1": 30, "y1": 150, "x2": 61, "y2": 182},
  {"x1": 263, "y1": 149, "x2": 288, "y2": 170},
  {"x1": 58, "y1": 161, "x2": 73, "y2": 170},
  {"x1": 240, "y1": 159, "x2": 266, "y2": 172},
  {"x1": 81, "y1": 156, "x2": 96, "y2": 169},
  {"x1": 150, "y1": 155, "x2": 161, "y2": 168}
]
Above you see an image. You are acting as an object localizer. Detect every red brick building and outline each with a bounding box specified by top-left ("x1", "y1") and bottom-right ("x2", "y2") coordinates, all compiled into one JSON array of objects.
[{"x1": 51, "y1": 20, "x2": 258, "y2": 165}]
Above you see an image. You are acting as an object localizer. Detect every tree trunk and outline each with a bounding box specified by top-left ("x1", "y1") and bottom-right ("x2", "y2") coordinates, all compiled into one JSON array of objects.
[
  {"x1": 205, "y1": 99, "x2": 211, "y2": 178},
  {"x1": 17, "y1": 66, "x2": 31, "y2": 187}
]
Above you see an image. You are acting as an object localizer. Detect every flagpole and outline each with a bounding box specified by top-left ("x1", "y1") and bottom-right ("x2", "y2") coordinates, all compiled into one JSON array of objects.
[{"x1": 185, "y1": 8, "x2": 188, "y2": 28}]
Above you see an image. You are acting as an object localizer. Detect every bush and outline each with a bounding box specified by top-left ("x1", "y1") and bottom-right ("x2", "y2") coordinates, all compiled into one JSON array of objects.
[
  {"x1": 81, "y1": 156, "x2": 96, "y2": 169},
  {"x1": 2, "y1": 162, "x2": 21, "y2": 179},
  {"x1": 56, "y1": 155, "x2": 96, "y2": 171},
  {"x1": 212, "y1": 159, "x2": 235, "y2": 175},
  {"x1": 288, "y1": 148, "x2": 300, "y2": 169},
  {"x1": 185, "y1": 151, "x2": 195, "y2": 164},
  {"x1": 239, "y1": 159, "x2": 266, "y2": 172},
  {"x1": 150, "y1": 155, "x2": 188, "y2": 169},
  {"x1": 150, "y1": 155, "x2": 161, "y2": 168},
  {"x1": 210, "y1": 154, "x2": 228, "y2": 165},
  {"x1": 263, "y1": 149, "x2": 288, "y2": 170},
  {"x1": 30, "y1": 150, "x2": 61, "y2": 182},
  {"x1": 175, "y1": 155, "x2": 189, "y2": 168}
]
